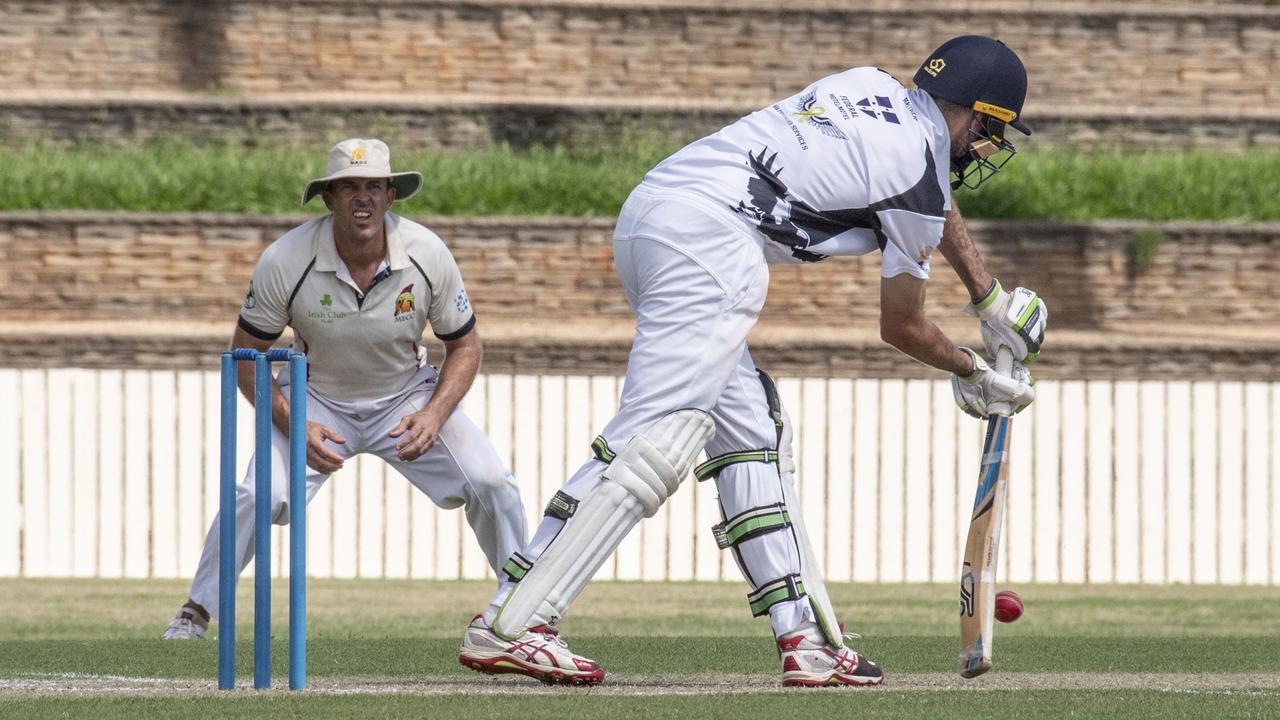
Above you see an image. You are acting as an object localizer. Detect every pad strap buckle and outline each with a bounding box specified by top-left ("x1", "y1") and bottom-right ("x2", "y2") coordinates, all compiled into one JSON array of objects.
[{"x1": 544, "y1": 490, "x2": 579, "y2": 520}]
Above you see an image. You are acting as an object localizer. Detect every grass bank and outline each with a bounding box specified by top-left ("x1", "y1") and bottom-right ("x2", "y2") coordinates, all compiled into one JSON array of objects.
[{"x1": 2, "y1": 141, "x2": 1277, "y2": 222}]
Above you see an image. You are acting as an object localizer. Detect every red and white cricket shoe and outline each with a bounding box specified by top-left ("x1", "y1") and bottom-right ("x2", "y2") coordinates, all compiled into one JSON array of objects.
[
  {"x1": 458, "y1": 615, "x2": 604, "y2": 686},
  {"x1": 777, "y1": 632, "x2": 884, "y2": 687}
]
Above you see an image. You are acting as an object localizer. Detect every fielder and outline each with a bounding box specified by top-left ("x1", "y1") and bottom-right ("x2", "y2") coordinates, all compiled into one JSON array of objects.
[
  {"x1": 164, "y1": 139, "x2": 528, "y2": 639},
  {"x1": 458, "y1": 36, "x2": 1046, "y2": 686}
]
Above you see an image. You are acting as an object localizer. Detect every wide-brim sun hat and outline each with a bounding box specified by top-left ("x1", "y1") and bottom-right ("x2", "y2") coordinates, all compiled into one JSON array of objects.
[{"x1": 301, "y1": 138, "x2": 423, "y2": 205}]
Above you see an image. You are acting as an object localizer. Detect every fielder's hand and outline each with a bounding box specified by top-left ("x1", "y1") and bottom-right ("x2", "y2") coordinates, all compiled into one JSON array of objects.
[
  {"x1": 306, "y1": 421, "x2": 347, "y2": 473},
  {"x1": 965, "y1": 279, "x2": 1047, "y2": 363},
  {"x1": 951, "y1": 347, "x2": 1036, "y2": 418},
  {"x1": 389, "y1": 408, "x2": 445, "y2": 461}
]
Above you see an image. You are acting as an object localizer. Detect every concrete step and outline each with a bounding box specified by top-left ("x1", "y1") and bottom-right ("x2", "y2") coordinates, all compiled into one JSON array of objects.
[
  {"x1": 2, "y1": 318, "x2": 1276, "y2": 381},
  {"x1": 5, "y1": 93, "x2": 1278, "y2": 149}
]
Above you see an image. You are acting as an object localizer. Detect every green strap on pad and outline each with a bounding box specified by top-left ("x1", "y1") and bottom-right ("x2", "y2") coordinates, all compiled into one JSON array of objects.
[
  {"x1": 502, "y1": 552, "x2": 533, "y2": 583},
  {"x1": 747, "y1": 574, "x2": 807, "y2": 617},
  {"x1": 712, "y1": 503, "x2": 792, "y2": 549},
  {"x1": 590, "y1": 435, "x2": 616, "y2": 463},
  {"x1": 694, "y1": 449, "x2": 779, "y2": 481}
]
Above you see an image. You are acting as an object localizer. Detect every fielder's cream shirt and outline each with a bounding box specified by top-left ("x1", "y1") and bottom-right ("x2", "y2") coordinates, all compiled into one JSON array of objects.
[{"x1": 238, "y1": 212, "x2": 475, "y2": 402}]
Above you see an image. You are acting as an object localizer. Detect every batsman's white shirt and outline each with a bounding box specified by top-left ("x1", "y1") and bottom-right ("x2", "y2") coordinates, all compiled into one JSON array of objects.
[
  {"x1": 643, "y1": 66, "x2": 953, "y2": 278},
  {"x1": 239, "y1": 212, "x2": 475, "y2": 402}
]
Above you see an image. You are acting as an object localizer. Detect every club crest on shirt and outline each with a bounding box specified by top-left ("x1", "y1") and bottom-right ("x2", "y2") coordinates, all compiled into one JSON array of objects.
[
  {"x1": 791, "y1": 90, "x2": 848, "y2": 140},
  {"x1": 855, "y1": 96, "x2": 901, "y2": 124},
  {"x1": 394, "y1": 284, "x2": 416, "y2": 322}
]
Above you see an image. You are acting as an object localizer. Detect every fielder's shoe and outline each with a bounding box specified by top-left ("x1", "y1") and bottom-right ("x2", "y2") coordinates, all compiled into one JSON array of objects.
[
  {"x1": 458, "y1": 615, "x2": 604, "y2": 685},
  {"x1": 777, "y1": 632, "x2": 884, "y2": 687},
  {"x1": 161, "y1": 605, "x2": 209, "y2": 640}
]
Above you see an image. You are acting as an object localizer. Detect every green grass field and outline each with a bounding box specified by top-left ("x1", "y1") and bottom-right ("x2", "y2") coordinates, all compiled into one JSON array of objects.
[
  {"x1": 2, "y1": 579, "x2": 1277, "y2": 718},
  {"x1": 2, "y1": 140, "x2": 1279, "y2": 222}
]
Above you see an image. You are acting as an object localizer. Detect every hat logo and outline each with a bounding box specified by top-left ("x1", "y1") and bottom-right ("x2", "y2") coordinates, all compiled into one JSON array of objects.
[
  {"x1": 351, "y1": 146, "x2": 367, "y2": 164},
  {"x1": 924, "y1": 58, "x2": 945, "y2": 77}
]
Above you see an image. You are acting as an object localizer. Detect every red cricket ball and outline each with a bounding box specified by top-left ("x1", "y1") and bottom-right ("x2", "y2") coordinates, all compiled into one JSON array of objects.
[{"x1": 994, "y1": 590, "x2": 1023, "y2": 623}]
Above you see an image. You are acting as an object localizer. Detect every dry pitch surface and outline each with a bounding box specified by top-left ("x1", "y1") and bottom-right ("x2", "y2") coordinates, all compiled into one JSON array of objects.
[{"x1": 3, "y1": 672, "x2": 1280, "y2": 699}]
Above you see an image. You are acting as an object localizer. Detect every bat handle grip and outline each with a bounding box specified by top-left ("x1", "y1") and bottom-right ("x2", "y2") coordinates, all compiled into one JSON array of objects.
[{"x1": 989, "y1": 346, "x2": 1015, "y2": 417}]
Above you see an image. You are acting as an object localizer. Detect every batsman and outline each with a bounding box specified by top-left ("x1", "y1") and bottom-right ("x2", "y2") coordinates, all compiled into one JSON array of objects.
[{"x1": 459, "y1": 36, "x2": 1046, "y2": 686}]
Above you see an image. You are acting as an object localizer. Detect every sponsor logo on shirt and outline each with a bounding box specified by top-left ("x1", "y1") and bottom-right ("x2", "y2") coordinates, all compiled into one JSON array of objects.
[
  {"x1": 395, "y1": 284, "x2": 416, "y2": 322},
  {"x1": 455, "y1": 290, "x2": 470, "y2": 313},
  {"x1": 790, "y1": 90, "x2": 848, "y2": 141},
  {"x1": 242, "y1": 281, "x2": 256, "y2": 310},
  {"x1": 308, "y1": 293, "x2": 347, "y2": 323}
]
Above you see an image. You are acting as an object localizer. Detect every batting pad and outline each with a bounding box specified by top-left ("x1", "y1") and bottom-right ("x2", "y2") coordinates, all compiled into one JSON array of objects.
[
  {"x1": 771, "y1": 375, "x2": 845, "y2": 648},
  {"x1": 493, "y1": 409, "x2": 714, "y2": 638}
]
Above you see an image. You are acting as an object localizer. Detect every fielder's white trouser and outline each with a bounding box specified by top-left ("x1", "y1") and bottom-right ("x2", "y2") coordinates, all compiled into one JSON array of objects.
[
  {"x1": 190, "y1": 365, "x2": 527, "y2": 619},
  {"x1": 491, "y1": 185, "x2": 840, "y2": 641}
]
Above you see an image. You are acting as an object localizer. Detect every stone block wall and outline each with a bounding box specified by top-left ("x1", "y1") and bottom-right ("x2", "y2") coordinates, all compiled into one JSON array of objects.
[
  {"x1": 2, "y1": 212, "x2": 1276, "y2": 331},
  {"x1": 3, "y1": 1, "x2": 1277, "y2": 114}
]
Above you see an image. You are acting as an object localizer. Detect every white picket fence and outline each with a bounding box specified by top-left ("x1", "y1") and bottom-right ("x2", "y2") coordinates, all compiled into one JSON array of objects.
[{"x1": 1, "y1": 369, "x2": 1277, "y2": 585}]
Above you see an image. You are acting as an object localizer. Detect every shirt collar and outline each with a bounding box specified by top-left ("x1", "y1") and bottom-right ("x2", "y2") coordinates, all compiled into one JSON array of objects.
[
  {"x1": 910, "y1": 88, "x2": 952, "y2": 160},
  {"x1": 314, "y1": 211, "x2": 411, "y2": 272},
  {"x1": 384, "y1": 212, "x2": 411, "y2": 270}
]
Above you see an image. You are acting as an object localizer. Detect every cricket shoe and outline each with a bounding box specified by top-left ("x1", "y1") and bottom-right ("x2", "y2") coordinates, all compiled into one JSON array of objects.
[
  {"x1": 778, "y1": 632, "x2": 884, "y2": 687},
  {"x1": 458, "y1": 615, "x2": 604, "y2": 685},
  {"x1": 161, "y1": 605, "x2": 209, "y2": 640}
]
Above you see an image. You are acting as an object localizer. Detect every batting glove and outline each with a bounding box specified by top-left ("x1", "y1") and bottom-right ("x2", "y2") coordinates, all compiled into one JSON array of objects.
[
  {"x1": 951, "y1": 347, "x2": 1036, "y2": 419},
  {"x1": 965, "y1": 279, "x2": 1047, "y2": 364}
]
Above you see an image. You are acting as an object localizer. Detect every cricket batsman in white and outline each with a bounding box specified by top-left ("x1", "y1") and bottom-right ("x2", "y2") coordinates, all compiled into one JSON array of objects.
[{"x1": 458, "y1": 36, "x2": 1047, "y2": 686}]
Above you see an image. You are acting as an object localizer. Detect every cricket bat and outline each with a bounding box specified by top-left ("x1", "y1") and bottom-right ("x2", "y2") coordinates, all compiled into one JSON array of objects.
[{"x1": 959, "y1": 346, "x2": 1015, "y2": 678}]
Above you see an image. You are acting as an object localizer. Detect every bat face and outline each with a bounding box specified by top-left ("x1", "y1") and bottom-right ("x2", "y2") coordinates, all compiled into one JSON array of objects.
[{"x1": 959, "y1": 413, "x2": 1013, "y2": 678}]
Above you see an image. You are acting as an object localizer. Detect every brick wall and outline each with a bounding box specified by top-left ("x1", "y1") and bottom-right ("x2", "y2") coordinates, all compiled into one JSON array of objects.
[
  {"x1": 2, "y1": 212, "x2": 1276, "y2": 330},
  {"x1": 3, "y1": 1, "x2": 1277, "y2": 114},
  {"x1": 3, "y1": 211, "x2": 1278, "y2": 379}
]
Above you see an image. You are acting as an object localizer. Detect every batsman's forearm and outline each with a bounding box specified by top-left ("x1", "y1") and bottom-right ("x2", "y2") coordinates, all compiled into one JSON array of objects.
[
  {"x1": 938, "y1": 206, "x2": 995, "y2": 301},
  {"x1": 882, "y1": 316, "x2": 974, "y2": 376}
]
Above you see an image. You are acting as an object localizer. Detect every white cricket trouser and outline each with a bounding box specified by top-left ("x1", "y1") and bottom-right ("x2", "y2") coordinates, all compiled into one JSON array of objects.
[
  {"x1": 504, "y1": 184, "x2": 826, "y2": 638},
  {"x1": 189, "y1": 364, "x2": 527, "y2": 619}
]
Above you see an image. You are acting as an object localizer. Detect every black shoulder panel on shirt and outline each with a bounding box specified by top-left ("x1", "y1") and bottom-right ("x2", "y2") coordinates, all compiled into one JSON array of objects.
[
  {"x1": 285, "y1": 256, "x2": 318, "y2": 317},
  {"x1": 408, "y1": 256, "x2": 435, "y2": 294},
  {"x1": 869, "y1": 141, "x2": 946, "y2": 219},
  {"x1": 867, "y1": 141, "x2": 946, "y2": 250},
  {"x1": 238, "y1": 316, "x2": 282, "y2": 341},
  {"x1": 436, "y1": 314, "x2": 476, "y2": 342}
]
